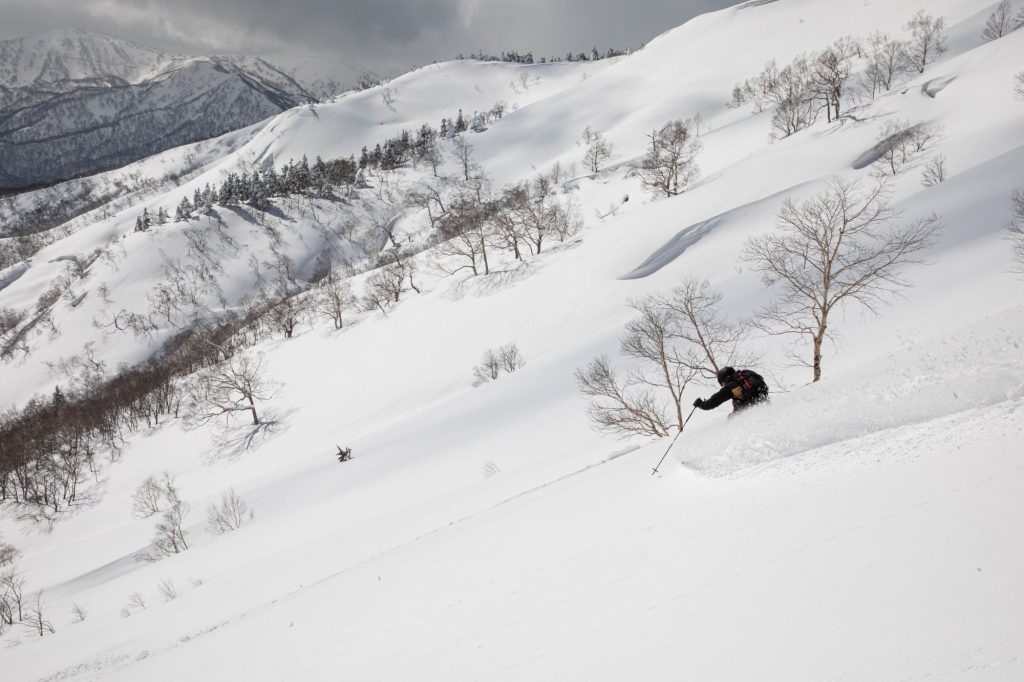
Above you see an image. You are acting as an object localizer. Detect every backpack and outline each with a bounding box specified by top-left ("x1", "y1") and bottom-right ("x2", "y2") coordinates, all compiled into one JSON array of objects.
[{"x1": 735, "y1": 369, "x2": 768, "y2": 400}]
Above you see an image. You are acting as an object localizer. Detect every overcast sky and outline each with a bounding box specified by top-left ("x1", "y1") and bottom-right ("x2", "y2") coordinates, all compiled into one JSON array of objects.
[{"x1": 0, "y1": 0, "x2": 737, "y2": 80}]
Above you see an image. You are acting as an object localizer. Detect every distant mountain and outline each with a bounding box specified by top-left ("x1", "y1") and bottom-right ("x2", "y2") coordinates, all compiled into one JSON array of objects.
[{"x1": 0, "y1": 29, "x2": 318, "y2": 190}]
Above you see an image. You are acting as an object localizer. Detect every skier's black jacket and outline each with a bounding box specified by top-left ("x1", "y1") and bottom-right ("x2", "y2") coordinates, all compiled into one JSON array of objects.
[{"x1": 696, "y1": 369, "x2": 769, "y2": 412}]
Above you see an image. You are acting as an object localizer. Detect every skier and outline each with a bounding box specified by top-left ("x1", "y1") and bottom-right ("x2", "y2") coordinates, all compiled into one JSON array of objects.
[{"x1": 693, "y1": 367, "x2": 769, "y2": 416}]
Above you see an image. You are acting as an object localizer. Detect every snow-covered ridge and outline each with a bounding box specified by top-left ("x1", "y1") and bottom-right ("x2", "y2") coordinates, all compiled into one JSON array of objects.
[{"x1": 0, "y1": 29, "x2": 318, "y2": 190}]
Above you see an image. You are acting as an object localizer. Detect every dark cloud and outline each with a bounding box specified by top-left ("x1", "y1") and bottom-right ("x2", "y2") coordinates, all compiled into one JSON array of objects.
[{"x1": 0, "y1": 0, "x2": 735, "y2": 79}]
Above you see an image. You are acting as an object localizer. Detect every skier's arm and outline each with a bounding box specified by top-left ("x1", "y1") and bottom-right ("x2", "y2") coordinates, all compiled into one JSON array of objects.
[{"x1": 696, "y1": 386, "x2": 733, "y2": 410}]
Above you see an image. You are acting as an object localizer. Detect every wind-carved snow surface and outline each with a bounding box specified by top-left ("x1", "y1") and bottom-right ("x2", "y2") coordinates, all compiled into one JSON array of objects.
[{"x1": 682, "y1": 308, "x2": 1024, "y2": 476}]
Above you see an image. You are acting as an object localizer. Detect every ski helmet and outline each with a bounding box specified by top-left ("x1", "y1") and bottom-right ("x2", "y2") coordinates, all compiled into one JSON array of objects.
[{"x1": 716, "y1": 367, "x2": 736, "y2": 386}]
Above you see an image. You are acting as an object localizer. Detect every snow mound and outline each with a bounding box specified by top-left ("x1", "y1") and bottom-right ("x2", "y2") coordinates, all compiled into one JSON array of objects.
[{"x1": 682, "y1": 306, "x2": 1024, "y2": 476}]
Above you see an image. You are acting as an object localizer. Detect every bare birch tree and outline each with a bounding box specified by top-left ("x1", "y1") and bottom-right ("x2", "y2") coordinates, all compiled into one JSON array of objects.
[
  {"x1": 636, "y1": 120, "x2": 702, "y2": 197},
  {"x1": 1008, "y1": 188, "x2": 1024, "y2": 273},
  {"x1": 743, "y1": 177, "x2": 940, "y2": 381},
  {"x1": 905, "y1": 11, "x2": 947, "y2": 73},
  {"x1": 982, "y1": 0, "x2": 1016, "y2": 40}
]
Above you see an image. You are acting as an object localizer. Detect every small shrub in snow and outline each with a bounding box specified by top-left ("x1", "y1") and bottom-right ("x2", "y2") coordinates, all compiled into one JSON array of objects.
[
  {"x1": 921, "y1": 155, "x2": 947, "y2": 187},
  {"x1": 127, "y1": 591, "x2": 146, "y2": 611},
  {"x1": 472, "y1": 343, "x2": 525, "y2": 386},
  {"x1": 69, "y1": 602, "x2": 88, "y2": 624},
  {"x1": 189, "y1": 576, "x2": 204, "y2": 588},
  {"x1": 157, "y1": 580, "x2": 178, "y2": 602},
  {"x1": 1015, "y1": 72, "x2": 1024, "y2": 99},
  {"x1": 205, "y1": 488, "x2": 253, "y2": 535}
]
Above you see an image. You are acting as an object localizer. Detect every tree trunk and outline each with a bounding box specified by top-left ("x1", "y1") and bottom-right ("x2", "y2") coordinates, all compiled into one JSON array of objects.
[{"x1": 247, "y1": 395, "x2": 259, "y2": 425}]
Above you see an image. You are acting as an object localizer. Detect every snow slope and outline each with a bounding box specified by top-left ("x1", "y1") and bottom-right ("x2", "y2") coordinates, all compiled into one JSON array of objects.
[{"x1": 1, "y1": 0, "x2": 1023, "y2": 679}]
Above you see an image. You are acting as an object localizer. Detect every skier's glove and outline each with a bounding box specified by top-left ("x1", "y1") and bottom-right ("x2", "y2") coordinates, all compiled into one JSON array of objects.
[{"x1": 693, "y1": 398, "x2": 704, "y2": 408}]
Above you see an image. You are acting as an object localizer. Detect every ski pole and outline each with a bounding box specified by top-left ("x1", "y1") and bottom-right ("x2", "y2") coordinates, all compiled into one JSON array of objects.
[{"x1": 651, "y1": 405, "x2": 698, "y2": 476}]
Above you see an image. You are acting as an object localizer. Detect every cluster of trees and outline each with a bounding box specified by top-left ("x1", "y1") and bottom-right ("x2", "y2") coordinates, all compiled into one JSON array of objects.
[
  {"x1": 0, "y1": 305, "x2": 277, "y2": 518},
  {"x1": 472, "y1": 343, "x2": 525, "y2": 386},
  {"x1": 132, "y1": 474, "x2": 253, "y2": 562},
  {"x1": 730, "y1": 11, "x2": 949, "y2": 138},
  {"x1": 164, "y1": 156, "x2": 360, "y2": 225},
  {"x1": 456, "y1": 47, "x2": 628, "y2": 64},
  {"x1": 432, "y1": 171, "x2": 582, "y2": 277},
  {"x1": 1, "y1": 536, "x2": 52, "y2": 638},
  {"x1": 357, "y1": 106, "x2": 509, "y2": 176}
]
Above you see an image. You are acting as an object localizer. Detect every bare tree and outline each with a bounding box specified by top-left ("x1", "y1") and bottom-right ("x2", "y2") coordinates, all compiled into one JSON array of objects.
[
  {"x1": 157, "y1": 579, "x2": 179, "y2": 602},
  {"x1": 620, "y1": 298, "x2": 702, "y2": 429},
  {"x1": 921, "y1": 154, "x2": 947, "y2": 186},
  {"x1": 472, "y1": 343, "x2": 525, "y2": 386},
  {"x1": 451, "y1": 135, "x2": 479, "y2": 182},
  {"x1": 813, "y1": 40, "x2": 856, "y2": 121},
  {"x1": 498, "y1": 343, "x2": 525, "y2": 373},
  {"x1": 982, "y1": 0, "x2": 1016, "y2": 40},
  {"x1": 0, "y1": 536, "x2": 18, "y2": 567},
  {"x1": 26, "y1": 591, "x2": 54, "y2": 637},
  {"x1": 127, "y1": 591, "x2": 147, "y2": 610},
  {"x1": 767, "y1": 56, "x2": 819, "y2": 139},
  {"x1": 743, "y1": 177, "x2": 940, "y2": 381},
  {"x1": 187, "y1": 354, "x2": 272, "y2": 427},
  {"x1": 131, "y1": 473, "x2": 170, "y2": 518},
  {"x1": 576, "y1": 356, "x2": 672, "y2": 439},
  {"x1": 577, "y1": 279, "x2": 749, "y2": 437},
  {"x1": 206, "y1": 488, "x2": 253, "y2": 535},
  {"x1": 434, "y1": 189, "x2": 493, "y2": 277},
  {"x1": 874, "y1": 120, "x2": 937, "y2": 176},
  {"x1": 636, "y1": 120, "x2": 702, "y2": 197},
  {"x1": 582, "y1": 127, "x2": 615, "y2": 173},
  {"x1": 69, "y1": 602, "x2": 88, "y2": 623},
  {"x1": 472, "y1": 349, "x2": 502, "y2": 386},
  {"x1": 146, "y1": 496, "x2": 190, "y2": 560},
  {"x1": 863, "y1": 33, "x2": 909, "y2": 96},
  {"x1": 657, "y1": 278, "x2": 751, "y2": 381},
  {"x1": 1, "y1": 566, "x2": 27, "y2": 632},
  {"x1": 1008, "y1": 188, "x2": 1024, "y2": 273},
  {"x1": 315, "y1": 270, "x2": 356, "y2": 330},
  {"x1": 905, "y1": 11, "x2": 947, "y2": 73},
  {"x1": 408, "y1": 182, "x2": 448, "y2": 229}
]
